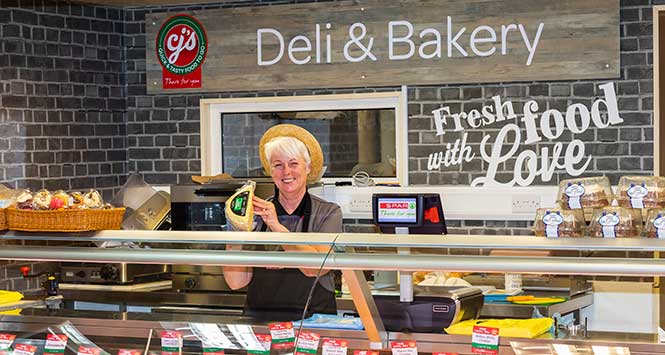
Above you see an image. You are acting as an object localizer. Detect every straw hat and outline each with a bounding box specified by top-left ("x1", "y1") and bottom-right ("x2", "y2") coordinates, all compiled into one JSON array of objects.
[{"x1": 259, "y1": 124, "x2": 324, "y2": 183}]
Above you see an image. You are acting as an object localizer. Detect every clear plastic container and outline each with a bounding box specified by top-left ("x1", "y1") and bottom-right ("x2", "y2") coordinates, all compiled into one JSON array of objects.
[
  {"x1": 587, "y1": 207, "x2": 642, "y2": 238},
  {"x1": 556, "y1": 176, "x2": 612, "y2": 210},
  {"x1": 644, "y1": 209, "x2": 665, "y2": 239},
  {"x1": 615, "y1": 175, "x2": 665, "y2": 209},
  {"x1": 533, "y1": 208, "x2": 586, "y2": 238}
]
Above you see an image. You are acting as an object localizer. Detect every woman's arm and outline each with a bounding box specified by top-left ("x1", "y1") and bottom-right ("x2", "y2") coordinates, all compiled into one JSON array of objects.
[{"x1": 222, "y1": 244, "x2": 253, "y2": 289}]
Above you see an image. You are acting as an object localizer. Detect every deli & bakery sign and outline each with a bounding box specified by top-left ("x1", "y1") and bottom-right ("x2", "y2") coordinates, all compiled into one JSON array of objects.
[{"x1": 145, "y1": 0, "x2": 619, "y2": 93}]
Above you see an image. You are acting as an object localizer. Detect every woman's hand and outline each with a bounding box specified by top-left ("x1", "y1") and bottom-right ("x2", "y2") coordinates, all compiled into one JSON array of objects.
[{"x1": 253, "y1": 196, "x2": 285, "y2": 231}]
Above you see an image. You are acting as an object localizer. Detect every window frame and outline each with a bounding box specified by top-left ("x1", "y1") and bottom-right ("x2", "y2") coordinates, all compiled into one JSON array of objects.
[{"x1": 199, "y1": 86, "x2": 409, "y2": 185}]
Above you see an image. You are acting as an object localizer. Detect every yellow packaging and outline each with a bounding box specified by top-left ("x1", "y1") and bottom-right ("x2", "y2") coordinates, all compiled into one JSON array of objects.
[
  {"x1": 0, "y1": 290, "x2": 23, "y2": 305},
  {"x1": 445, "y1": 318, "x2": 553, "y2": 339}
]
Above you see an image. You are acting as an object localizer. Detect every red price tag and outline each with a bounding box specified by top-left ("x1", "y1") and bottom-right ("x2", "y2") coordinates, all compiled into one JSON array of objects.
[
  {"x1": 295, "y1": 331, "x2": 320, "y2": 355},
  {"x1": 45, "y1": 334, "x2": 68, "y2": 354},
  {"x1": 14, "y1": 344, "x2": 37, "y2": 355},
  {"x1": 353, "y1": 351, "x2": 379, "y2": 355},
  {"x1": 322, "y1": 338, "x2": 349, "y2": 355},
  {"x1": 77, "y1": 347, "x2": 101, "y2": 355},
  {"x1": 471, "y1": 326, "x2": 499, "y2": 355},
  {"x1": 391, "y1": 341, "x2": 418, "y2": 355}
]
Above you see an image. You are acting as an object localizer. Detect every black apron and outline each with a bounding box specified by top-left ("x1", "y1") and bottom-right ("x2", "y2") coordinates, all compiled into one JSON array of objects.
[{"x1": 244, "y1": 190, "x2": 337, "y2": 321}]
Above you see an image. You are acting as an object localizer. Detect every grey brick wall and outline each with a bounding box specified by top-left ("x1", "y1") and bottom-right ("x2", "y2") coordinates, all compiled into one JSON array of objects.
[
  {"x1": 124, "y1": 1, "x2": 655, "y2": 187},
  {"x1": 0, "y1": 0, "x2": 128, "y2": 200},
  {"x1": 0, "y1": 1, "x2": 660, "y2": 292}
]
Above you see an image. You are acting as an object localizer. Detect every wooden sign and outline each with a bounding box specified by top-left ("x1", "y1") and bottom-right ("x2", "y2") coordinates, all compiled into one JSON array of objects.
[{"x1": 145, "y1": 0, "x2": 619, "y2": 93}]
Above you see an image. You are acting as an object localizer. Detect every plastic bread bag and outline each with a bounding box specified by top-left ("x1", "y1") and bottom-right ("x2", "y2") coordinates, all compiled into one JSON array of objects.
[{"x1": 225, "y1": 180, "x2": 256, "y2": 231}]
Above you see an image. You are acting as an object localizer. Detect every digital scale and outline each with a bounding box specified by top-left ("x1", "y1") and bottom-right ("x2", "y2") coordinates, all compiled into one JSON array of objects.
[{"x1": 371, "y1": 193, "x2": 483, "y2": 333}]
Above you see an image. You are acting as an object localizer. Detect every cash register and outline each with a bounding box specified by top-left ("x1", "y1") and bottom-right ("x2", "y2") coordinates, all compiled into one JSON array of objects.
[{"x1": 371, "y1": 193, "x2": 484, "y2": 333}]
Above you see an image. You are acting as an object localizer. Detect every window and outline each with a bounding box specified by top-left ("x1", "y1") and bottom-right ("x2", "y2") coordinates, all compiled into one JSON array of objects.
[{"x1": 200, "y1": 88, "x2": 408, "y2": 185}]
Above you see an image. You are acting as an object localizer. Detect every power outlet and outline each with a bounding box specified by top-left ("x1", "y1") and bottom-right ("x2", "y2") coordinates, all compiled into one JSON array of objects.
[
  {"x1": 511, "y1": 194, "x2": 541, "y2": 213},
  {"x1": 349, "y1": 193, "x2": 372, "y2": 212}
]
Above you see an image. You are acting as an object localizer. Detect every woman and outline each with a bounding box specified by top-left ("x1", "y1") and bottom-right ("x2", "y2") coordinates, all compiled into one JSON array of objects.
[{"x1": 224, "y1": 124, "x2": 343, "y2": 321}]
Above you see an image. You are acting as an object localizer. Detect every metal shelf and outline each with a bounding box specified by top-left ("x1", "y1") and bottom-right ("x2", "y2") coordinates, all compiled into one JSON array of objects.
[{"x1": 2, "y1": 230, "x2": 665, "y2": 251}]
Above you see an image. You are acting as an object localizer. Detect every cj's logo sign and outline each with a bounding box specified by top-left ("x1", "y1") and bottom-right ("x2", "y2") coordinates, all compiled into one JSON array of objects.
[{"x1": 156, "y1": 14, "x2": 207, "y2": 89}]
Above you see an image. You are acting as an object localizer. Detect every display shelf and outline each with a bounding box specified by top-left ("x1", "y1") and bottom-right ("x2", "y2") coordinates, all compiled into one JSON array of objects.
[{"x1": 3, "y1": 230, "x2": 665, "y2": 251}]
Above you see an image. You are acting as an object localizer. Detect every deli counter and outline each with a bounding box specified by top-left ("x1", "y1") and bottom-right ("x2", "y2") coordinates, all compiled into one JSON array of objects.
[{"x1": 0, "y1": 231, "x2": 662, "y2": 354}]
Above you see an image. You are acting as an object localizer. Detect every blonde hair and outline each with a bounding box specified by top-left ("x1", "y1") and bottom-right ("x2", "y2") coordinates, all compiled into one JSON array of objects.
[{"x1": 264, "y1": 136, "x2": 311, "y2": 167}]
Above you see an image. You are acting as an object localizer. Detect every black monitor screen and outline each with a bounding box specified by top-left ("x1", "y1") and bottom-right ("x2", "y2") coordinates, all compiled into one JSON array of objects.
[{"x1": 376, "y1": 197, "x2": 418, "y2": 224}]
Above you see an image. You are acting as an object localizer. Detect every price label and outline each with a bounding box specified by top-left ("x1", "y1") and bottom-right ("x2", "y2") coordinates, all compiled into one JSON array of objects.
[
  {"x1": 295, "y1": 332, "x2": 320, "y2": 355},
  {"x1": 247, "y1": 334, "x2": 271, "y2": 355},
  {"x1": 202, "y1": 343, "x2": 225, "y2": 355},
  {"x1": 269, "y1": 322, "x2": 295, "y2": 349},
  {"x1": 322, "y1": 339, "x2": 348, "y2": 355},
  {"x1": 0, "y1": 334, "x2": 15, "y2": 351},
  {"x1": 161, "y1": 331, "x2": 183, "y2": 355},
  {"x1": 14, "y1": 344, "x2": 37, "y2": 355},
  {"x1": 45, "y1": 334, "x2": 68, "y2": 354},
  {"x1": 77, "y1": 347, "x2": 101, "y2": 355},
  {"x1": 353, "y1": 351, "x2": 379, "y2": 355},
  {"x1": 433, "y1": 352, "x2": 459, "y2": 355},
  {"x1": 118, "y1": 350, "x2": 142, "y2": 355},
  {"x1": 391, "y1": 341, "x2": 418, "y2": 355},
  {"x1": 471, "y1": 326, "x2": 499, "y2": 355}
]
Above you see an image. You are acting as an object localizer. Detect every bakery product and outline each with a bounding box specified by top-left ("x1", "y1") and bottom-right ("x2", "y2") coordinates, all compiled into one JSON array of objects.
[
  {"x1": 15, "y1": 190, "x2": 34, "y2": 210},
  {"x1": 533, "y1": 208, "x2": 585, "y2": 238},
  {"x1": 616, "y1": 176, "x2": 665, "y2": 209},
  {"x1": 557, "y1": 176, "x2": 612, "y2": 210},
  {"x1": 33, "y1": 189, "x2": 52, "y2": 210},
  {"x1": 83, "y1": 190, "x2": 103, "y2": 209},
  {"x1": 69, "y1": 191, "x2": 84, "y2": 209},
  {"x1": 50, "y1": 190, "x2": 69, "y2": 210},
  {"x1": 644, "y1": 209, "x2": 665, "y2": 238},
  {"x1": 588, "y1": 207, "x2": 642, "y2": 238}
]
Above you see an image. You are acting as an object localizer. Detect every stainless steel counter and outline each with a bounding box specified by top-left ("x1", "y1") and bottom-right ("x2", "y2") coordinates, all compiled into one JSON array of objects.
[
  {"x1": 56, "y1": 286, "x2": 592, "y2": 320},
  {"x1": 0, "y1": 309, "x2": 663, "y2": 355}
]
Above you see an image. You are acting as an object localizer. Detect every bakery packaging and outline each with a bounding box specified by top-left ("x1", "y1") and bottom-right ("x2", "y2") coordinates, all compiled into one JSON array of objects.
[
  {"x1": 587, "y1": 207, "x2": 642, "y2": 238},
  {"x1": 643, "y1": 209, "x2": 665, "y2": 239},
  {"x1": 615, "y1": 175, "x2": 665, "y2": 209},
  {"x1": 556, "y1": 176, "x2": 613, "y2": 210},
  {"x1": 533, "y1": 208, "x2": 585, "y2": 238}
]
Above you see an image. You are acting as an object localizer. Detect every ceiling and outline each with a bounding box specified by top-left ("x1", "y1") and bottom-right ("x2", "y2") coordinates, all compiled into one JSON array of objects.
[{"x1": 74, "y1": 0, "x2": 247, "y2": 7}]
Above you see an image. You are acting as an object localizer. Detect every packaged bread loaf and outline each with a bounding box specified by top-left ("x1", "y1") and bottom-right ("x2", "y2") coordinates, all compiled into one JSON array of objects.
[
  {"x1": 644, "y1": 209, "x2": 665, "y2": 239},
  {"x1": 533, "y1": 208, "x2": 585, "y2": 238},
  {"x1": 557, "y1": 176, "x2": 612, "y2": 210},
  {"x1": 616, "y1": 176, "x2": 665, "y2": 209},
  {"x1": 588, "y1": 207, "x2": 642, "y2": 238}
]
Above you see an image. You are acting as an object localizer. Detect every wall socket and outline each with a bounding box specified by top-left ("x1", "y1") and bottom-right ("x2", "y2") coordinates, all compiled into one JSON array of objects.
[
  {"x1": 349, "y1": 193, "x2": 372, "y2": 212},
  {"x1": 511, "y1": 194, "x2": 541, "y2": 213}
]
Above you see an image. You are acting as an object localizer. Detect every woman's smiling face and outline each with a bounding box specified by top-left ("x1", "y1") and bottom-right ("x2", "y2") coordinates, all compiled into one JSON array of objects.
[{"x1": 270, "y1": 151, "x2": 310, "y2": 195}]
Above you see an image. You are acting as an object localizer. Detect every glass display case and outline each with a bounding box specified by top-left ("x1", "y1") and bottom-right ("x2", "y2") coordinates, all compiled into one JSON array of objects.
[{"x1": 0, "y1": 230, "x2": 663, "y2": 355}]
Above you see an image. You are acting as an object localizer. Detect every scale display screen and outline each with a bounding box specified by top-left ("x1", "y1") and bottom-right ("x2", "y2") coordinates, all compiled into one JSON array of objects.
[{"x1": 376, "y1": 197, "x2": 418, "y2": 224}]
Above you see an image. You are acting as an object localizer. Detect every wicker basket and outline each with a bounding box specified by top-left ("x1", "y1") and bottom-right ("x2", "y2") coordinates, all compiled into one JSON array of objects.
[
  {"x1": 0, "y1": 208, "x2": 7, "y2": 231},
  {"x1": 6, "y1": 207, "x2": 125, "y2": 232},
  {"x1": 87, "y1": 208, "x2": 125, "y2": 231}
]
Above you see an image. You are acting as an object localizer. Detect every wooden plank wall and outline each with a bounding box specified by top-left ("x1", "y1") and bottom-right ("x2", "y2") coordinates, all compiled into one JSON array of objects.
[{"x1": 145, "y1": 0, "x2": 620, "y2": 93}]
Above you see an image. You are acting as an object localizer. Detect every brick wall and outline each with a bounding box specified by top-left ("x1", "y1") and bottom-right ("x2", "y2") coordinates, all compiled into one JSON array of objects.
[
  {"x1": 124, "y1": 1, "x2": 655, "y2": 187},
  {"x1": 0, "y1": 0, "x2": 128, "y2": 200},
  {"x1": 0, "y1": 0, "x2": 659, "y2": 289}
]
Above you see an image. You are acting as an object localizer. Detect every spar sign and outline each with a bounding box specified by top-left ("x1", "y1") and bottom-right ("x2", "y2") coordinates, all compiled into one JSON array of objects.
[{"x1": 156, "y1": 14, "x2": 207, "y2": 89}]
